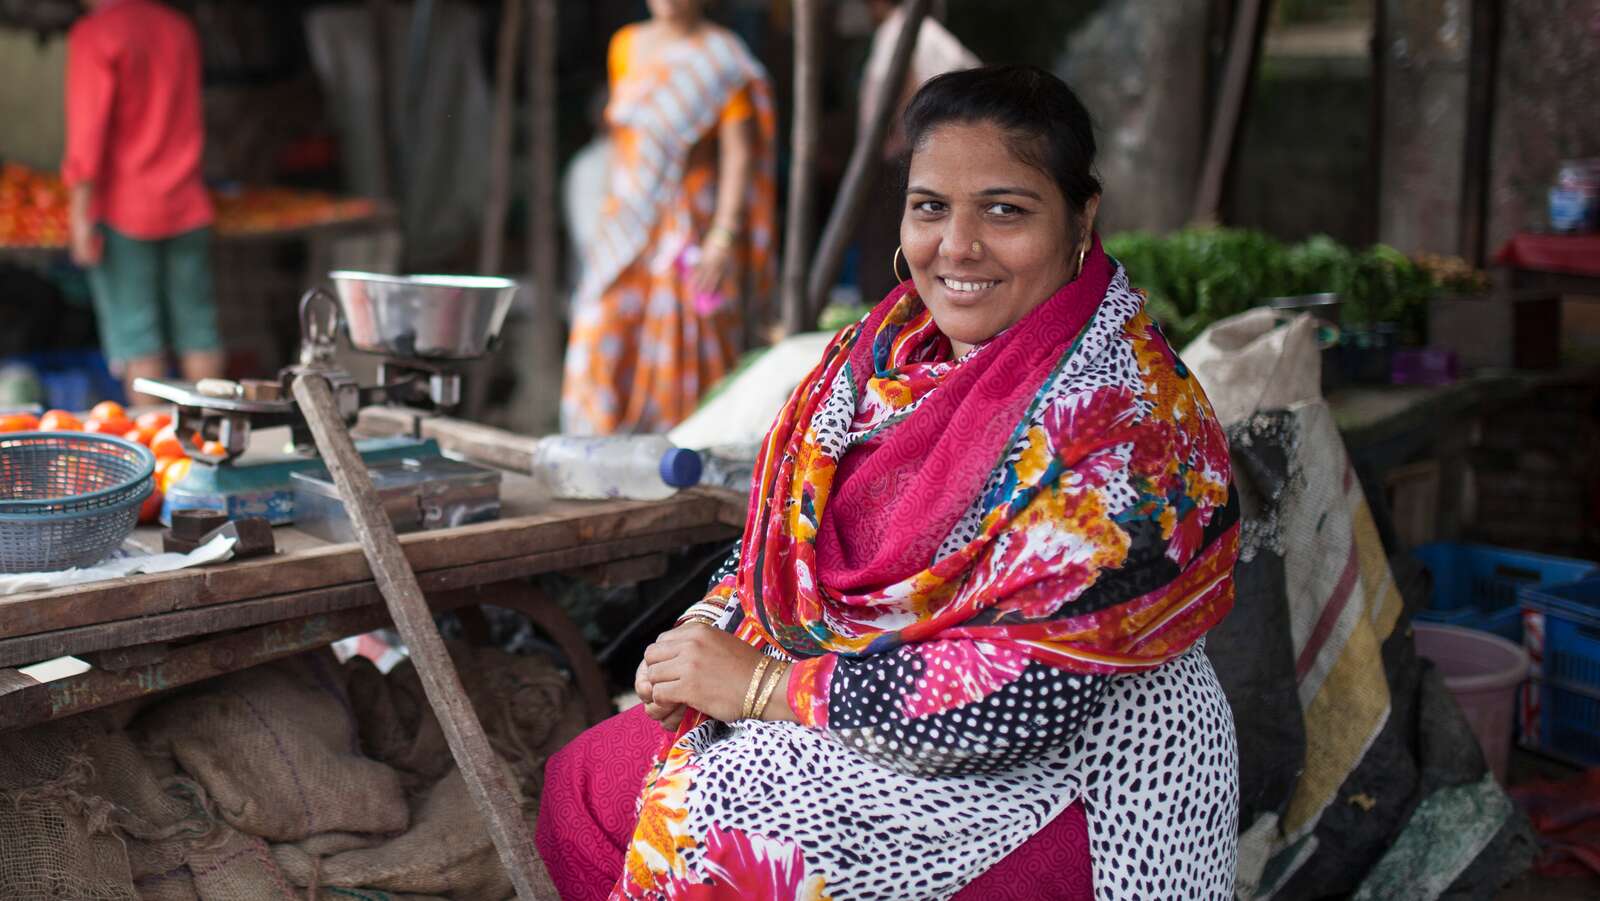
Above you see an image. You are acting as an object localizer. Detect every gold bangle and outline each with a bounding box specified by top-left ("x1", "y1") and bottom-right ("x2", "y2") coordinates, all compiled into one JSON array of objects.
[
  {"x1": 740, "y1": 656, "x2": 773, "y2": 720},
  {"x1": 705, "y1": 225, "x2": 737, "y2": 249},
  {"x1": 679, "y1": 613, "x2": 717, "y2": 628},
  {"x1": 753, "y1": 660, "x2": 787, "y2": 721}
]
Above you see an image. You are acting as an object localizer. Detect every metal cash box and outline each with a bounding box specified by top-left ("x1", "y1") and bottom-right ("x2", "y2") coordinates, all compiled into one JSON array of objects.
[{"x1": 290, "y1": 456, "x2": 501, "y2": 543}]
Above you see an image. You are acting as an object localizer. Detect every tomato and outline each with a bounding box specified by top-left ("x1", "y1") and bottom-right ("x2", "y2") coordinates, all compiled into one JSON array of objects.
[
  {"x1": 85, "y1": 416, "x2": 134, "y2": 436},
  {"x1": 159, "y1": 457, "x2": 192, "y2": 495},
  {"x1": 150, "y1": 424, "x2": 191, "y2": 460},
  {"x1": 39, "y1": 410, "x2": 82, "y2": 431},
  {"x1": 199, "y1": 440, "x2": 227, "y2": 457},
  {"x1": 88, "y1": 401, "x2": 125, "y2": 421},
  {"x1": 133, "y1": 423, "x2": 161, "y2": 447},
  {"x1": 0, "y1": 413, "x2": 39, "y2": 432},
  {"x1": 138, "y1": 486, "x2": 164, "y2": 524},
  {"x1": 134, "y1": 411, "x2": 172, "y2": 432}
]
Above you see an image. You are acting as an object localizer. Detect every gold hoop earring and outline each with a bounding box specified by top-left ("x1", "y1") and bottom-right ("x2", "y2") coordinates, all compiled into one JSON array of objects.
[
  {"x1": 1075, "y1": 241, "x2": 1088, "y2": 278},
  {"x1": 893, "y1": 245, "x2": 910, "y2": 283}
]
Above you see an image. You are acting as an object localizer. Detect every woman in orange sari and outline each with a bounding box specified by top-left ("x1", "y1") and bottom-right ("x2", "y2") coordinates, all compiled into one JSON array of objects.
[{"x1": 561, "y1": 0, "x2": 778, "y2": 435}]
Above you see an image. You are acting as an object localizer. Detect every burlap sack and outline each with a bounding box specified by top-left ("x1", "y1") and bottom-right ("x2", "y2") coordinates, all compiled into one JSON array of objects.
[
  {"x1": 186, "y1": 822, "x2": 299, "y2": 901},
  {"x1": 1181, "y1": 307, "x2": 1325, "y2": 428},
  {"x1": 349, "y1": 642, "x2": 587, "y2": 796},
  {"x1": 307, "y1": 767, "x2": 516, "y2": 900},
  {"x1": 0, "y1": 716, "x2": 138, "y2": 900},
  {"x1": 0, "y1": 713, "x2": 216, "y2": 901},
  {"x1": 137, "y1": 651, "x2": 410, "y2": 842}
]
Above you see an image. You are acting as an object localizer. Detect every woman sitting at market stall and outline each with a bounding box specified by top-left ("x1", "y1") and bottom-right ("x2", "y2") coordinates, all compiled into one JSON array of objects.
[{"x1": 537, "y1": 65, "x2": 1242, "y2": 900}]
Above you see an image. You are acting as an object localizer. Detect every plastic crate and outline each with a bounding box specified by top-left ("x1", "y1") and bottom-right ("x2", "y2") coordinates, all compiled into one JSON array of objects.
[
  {"x1": 0, "y1": 350, "x2": 125, "y2": 411},
  {"x1": 1520, "y1": 578, "x2": 1600, "y2": 764},
  {"x1": 1411, "y1": 543, "x2": 1598, "y2": 643}
]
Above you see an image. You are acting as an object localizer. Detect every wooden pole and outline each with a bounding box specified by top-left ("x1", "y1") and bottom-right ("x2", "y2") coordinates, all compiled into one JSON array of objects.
[
  {"x1": 291, "y1": 372, "x2": 557, "y2": 900},
  {"x1": 805, "y1": 0, "x2": 931, "y2": 324},
  {"x1": 480, "y1": 0, "x2": 525, "y2": 275},
  {"x1": 365, "y1": 0, "x2": 396, "y2": 200},
  {"x1": 1457, "y1": 0, "x2": 1501, "y2": 266},
  {"x1": 523, "y1": 0, "x2": 563, "y2": 432},
  {"x1": 1190, "y1": 0, "x2": 1271, "y2": 224},
  {"x1": 781, "y1": 0, "x2": 821, "y2": 336}
]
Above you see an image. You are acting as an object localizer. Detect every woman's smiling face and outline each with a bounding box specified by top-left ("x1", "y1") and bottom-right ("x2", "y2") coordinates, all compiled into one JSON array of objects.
[{"x1": 901, "y1": 121, "x2": 1084, "y2": 356}]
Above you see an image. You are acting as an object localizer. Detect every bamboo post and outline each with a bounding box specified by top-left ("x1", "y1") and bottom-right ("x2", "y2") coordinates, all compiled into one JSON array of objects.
[
  {"x1": 523, "y1": 0, "x2": 563, "y2": 433},
  {"x1": 480, "y1": 0, "x2": 525, "y2": 275},
  {"x1": 805, "y1": 0, "x2": 930, "y2": 323},
  {"x1": 1190, "y1": 0, "x2": 1271, "y2": 224},
  {"x1": 781, "y1": 0, "x2": 821, "y2": 336},
  {"x1": 365, "y1": 0, "x2": 396, "y2": 200}
]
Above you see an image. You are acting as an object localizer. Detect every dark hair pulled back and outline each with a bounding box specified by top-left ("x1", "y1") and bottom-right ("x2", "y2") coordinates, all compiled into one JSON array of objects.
[{"x1": 902, "y1": 64, "x2": 1101, "y2": 221}]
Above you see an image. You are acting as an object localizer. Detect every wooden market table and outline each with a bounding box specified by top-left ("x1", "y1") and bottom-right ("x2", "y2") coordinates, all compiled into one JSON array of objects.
[{"x1": 0, "y1": 471, "x2": 744, "y2": 735}]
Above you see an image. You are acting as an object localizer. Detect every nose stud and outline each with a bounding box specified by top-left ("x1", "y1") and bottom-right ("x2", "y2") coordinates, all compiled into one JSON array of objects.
[{"x1": 971, "y1": 240, "x2": 983, "y2": 255}]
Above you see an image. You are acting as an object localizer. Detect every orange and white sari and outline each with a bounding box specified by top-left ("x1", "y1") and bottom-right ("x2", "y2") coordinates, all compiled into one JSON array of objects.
[{"x1": 560, "y1": 24, "x2": 778, "y2": 435}]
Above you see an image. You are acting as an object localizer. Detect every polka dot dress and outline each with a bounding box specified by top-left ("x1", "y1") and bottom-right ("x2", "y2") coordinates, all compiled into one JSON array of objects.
[{"x1": 650, "y1": 268, "x2": 1239, "y2": 898}]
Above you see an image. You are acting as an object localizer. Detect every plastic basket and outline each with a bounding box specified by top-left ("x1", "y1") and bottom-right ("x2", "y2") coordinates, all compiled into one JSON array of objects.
[
  {"x1": 1520, "y1": 578, "x2": 1600, "y2": 764},
  {"x1": 0, "y1": 432, "x2": 155, "y2": 573},
  {"x1": 1412, "y1": 542, "x2": 1599, "y2": 643}
]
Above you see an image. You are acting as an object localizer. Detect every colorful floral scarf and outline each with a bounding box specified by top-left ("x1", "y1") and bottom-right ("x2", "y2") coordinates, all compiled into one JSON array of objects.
[{"x1": 738, "y1": 238, "x2": 1238, "y2": 701}]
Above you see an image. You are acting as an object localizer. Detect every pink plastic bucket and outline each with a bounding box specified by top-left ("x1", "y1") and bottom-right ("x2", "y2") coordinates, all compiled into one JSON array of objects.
[{"x1": 1413, "y1": 623, "x2": 1529, "y2": 782}]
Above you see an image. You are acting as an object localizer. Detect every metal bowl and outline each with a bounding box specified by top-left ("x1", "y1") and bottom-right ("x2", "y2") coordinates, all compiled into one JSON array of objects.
[{"x1": 328, "y1": 271, "x2": 519, "y2": 361}]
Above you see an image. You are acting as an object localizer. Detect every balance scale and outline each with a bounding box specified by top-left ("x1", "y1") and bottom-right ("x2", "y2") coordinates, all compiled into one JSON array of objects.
[{"x1": 134, "y1": 272, "x2": 518, "y2": 526}]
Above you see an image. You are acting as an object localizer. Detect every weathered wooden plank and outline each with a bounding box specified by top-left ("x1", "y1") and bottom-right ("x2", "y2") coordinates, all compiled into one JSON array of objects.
[
  {"x1": 358, "y1": 406, "x2": 546, "y2": 474},
  {"x1": 570, "y1": 554, "x2": 669, "y2": 589},
  {"x1": 294, "y1": 372, "x2": 553, "y2": 900},
  {"x1": 0, "y1": 668, "x2": 50, "y2": 732},
  {"x1": 0, "y1": 491, "x2": 723, "y2": 640},
  {"x1": 81, "y1": 642, "x2": 170, "y2": 672},
  {"x1": 0, "y1": 524, "x2": 733, "y2": 669},
  {"x1": 19, "y1": 607, "x2": 393, "y2": 735}
]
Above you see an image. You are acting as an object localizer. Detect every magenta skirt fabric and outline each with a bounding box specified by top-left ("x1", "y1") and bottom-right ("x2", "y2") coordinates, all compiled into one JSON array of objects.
[{"x1": 536, "y1": 705, "x2": 1093, "y2": 900}]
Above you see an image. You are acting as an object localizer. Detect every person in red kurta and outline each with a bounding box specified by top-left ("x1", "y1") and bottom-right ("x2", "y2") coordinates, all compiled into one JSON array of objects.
[{"x1": 63, "y1": 0, "x2": 223, "y2": 400}]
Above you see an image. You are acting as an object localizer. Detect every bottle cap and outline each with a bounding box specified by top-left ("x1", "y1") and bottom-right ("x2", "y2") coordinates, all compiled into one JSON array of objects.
[{"x1": 658, "y1": 447, "x2": 703, "y2": 488}]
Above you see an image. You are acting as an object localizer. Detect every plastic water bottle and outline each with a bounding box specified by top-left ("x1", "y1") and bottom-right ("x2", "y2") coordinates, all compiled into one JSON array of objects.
[{"x1": 530, "y1": 435, "x2": 703, "y2": 500}]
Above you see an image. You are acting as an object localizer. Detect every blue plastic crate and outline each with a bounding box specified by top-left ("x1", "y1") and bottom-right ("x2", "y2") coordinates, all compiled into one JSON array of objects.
[
  {"x1": 1411, "y1": 543, "x2": 1598, "y2": 643},
  {"x1": 1521, "y1": 578, "x2": 1600, "y2": 764},
  {"x1": 0, "y1": 350, "x2": 125, "y2": 412}
]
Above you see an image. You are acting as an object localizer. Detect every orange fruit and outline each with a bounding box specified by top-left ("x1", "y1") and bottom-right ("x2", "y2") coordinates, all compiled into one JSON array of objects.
[
  {"x1": 150, "y1": 424, "x2": 190, "y2": 460},
  {"x1": 89, "y1": 400, "x2": 125, "y2": 422},
  {"x1": 39, "y1": 410, "x2": 82, "y2": 431},
  {"x1": 0, "y1": 413, "x2": 38, "y2": 432},
  {"x1": 85, "y1": 415, "x2": 134, "y2": 436},
  {"x1": 159, "y1": 457, "x2": 191, "y2": 495},
  {"x1": 134, "y1": 410, "x2": 172, "y2": 432},
  {"x1": 138, "y1": 487, "x2": 164, "y2": 524}
]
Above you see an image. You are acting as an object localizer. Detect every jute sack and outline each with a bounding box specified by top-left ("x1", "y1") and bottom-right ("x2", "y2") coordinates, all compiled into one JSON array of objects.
[
  {"x1": 137, "y1": 651, "x2": 410, "y2": 842},
  {"x1": 0, "y1": 715, "x2": 138, "y2": 900},
  {"x1": 0, "y1": 713, "x2": 214, "y2": 901},
  {"x1": 297, "y1": 767, "x2": 517, "y2": 900},
  {"x1": 348, "y1": 641, "x2": 587, "y2": 794}
]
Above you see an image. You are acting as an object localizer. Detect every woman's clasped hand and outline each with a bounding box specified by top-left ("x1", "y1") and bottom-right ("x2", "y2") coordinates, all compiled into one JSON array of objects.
[{"x1": 636, "y1": 622, "x2": 793, "y2": 728}]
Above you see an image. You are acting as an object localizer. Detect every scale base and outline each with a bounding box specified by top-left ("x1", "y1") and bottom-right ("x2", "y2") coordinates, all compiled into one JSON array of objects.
[{"x1": 161, "y1": 436, "x2": 441, "y2": 526}]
